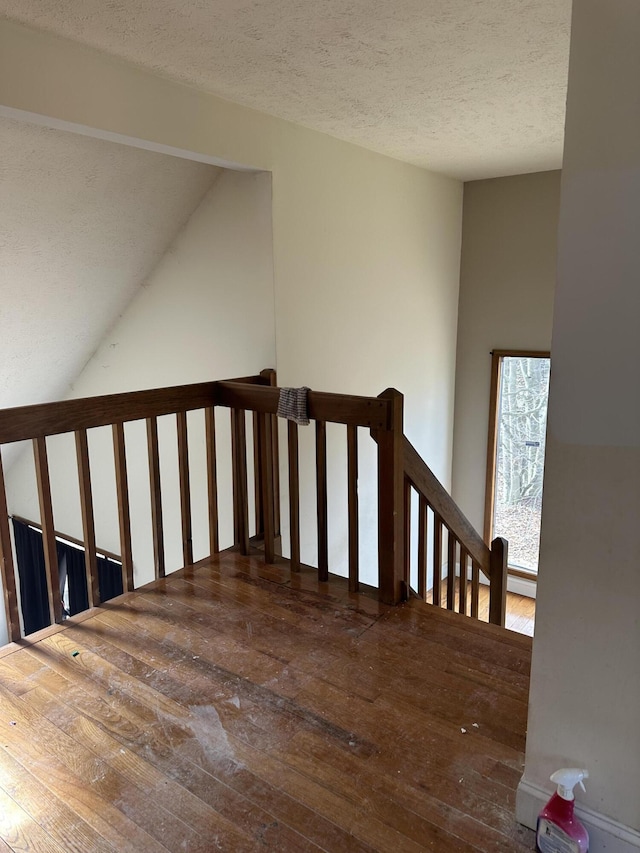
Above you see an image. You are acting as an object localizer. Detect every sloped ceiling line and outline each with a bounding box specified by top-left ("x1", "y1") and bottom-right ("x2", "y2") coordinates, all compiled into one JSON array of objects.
[{"x1": 0, "y1": 114, "x2": 219, "y2": 415}]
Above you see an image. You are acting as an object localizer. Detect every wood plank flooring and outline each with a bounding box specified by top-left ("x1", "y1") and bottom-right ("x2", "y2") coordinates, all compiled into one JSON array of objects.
[
  {"x1": 432, "y1": 580, "x2": 536, "y2": 637},
  {"x1": 503, "y1": 590, "x2": 536, "y2": 637},
  {"x1": 0, "y1": 550, "x2": 536, "y2": 852}
]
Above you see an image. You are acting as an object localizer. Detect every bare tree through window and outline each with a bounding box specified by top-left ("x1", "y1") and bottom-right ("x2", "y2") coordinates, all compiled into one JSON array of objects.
[{"x1": 492, "y1": 355, "x2": 550, "y2": 572}]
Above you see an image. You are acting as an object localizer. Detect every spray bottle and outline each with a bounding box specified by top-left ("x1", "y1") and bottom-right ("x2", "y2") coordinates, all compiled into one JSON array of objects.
[{"x1": 537, "y1": 768, "x2": 590, "y2": 852}]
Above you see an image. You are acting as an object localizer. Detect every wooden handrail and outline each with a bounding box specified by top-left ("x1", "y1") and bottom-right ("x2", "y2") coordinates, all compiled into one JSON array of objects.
[
  {"x1": 0, "y1": 383, "x2": 218, "y2": 444},
  {"x1": 402, "y1": 436, "x2": 508, "y2": 626},
  {"x1": 0, "y1": 374, "x2": 267, "y2": 444},
  {"x1": 403, "y1": 437, "x2": 490, "y2": 571},
  {"x1": 215, "y1": 382, "x2": 392, "y2": 429},
  {"x1": 0, "y1": 378, "x2": 391, "y2": 446}
]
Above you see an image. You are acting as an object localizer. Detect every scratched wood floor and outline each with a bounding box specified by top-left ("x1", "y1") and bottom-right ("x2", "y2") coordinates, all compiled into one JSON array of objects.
[{"x1": 0, "y1": 551, "x2": 536, "y2": 852}]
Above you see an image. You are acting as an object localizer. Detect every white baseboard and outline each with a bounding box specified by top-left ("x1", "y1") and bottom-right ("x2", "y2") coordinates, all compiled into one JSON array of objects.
[
  {"x1": 507, "y1": 574, "x2": 537, "y2": 599},
  {"x1": 517, "y1": 778, "x2": 640, "y2": 851}
]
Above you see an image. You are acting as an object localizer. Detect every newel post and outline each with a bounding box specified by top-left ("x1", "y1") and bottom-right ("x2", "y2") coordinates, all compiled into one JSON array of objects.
[
  {"x1": 258, "y1": 367, "x2": 280, "y2": 544},
  {"x1": 488, "y1": 536, "x2": 508, "y2": 627},
  {"x1": 375, "y1": 388, "x2": 406, "y2": 605}
]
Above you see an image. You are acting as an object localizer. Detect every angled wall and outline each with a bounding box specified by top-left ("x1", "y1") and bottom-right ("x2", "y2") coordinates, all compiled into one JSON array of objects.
[
  {"x1": 0, "y1": 114, "x2": 217, "y2": 414},
  {"x1": 4, "y1": 168, "x2": 276, "y2": 609}
]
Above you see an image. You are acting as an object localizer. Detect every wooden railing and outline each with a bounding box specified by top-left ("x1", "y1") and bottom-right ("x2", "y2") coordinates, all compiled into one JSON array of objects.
[
  {"x1": 214, "y1": 376, "x2": 401, "y2": 600},
  {"x1": 403, "y1": 437, "x2": 508, "y2": 626},
  {"x1": 0, "y1": 369, "x2": 507, "y2": 643},
  {"x1": 0, "y1": 374, "x2": 264, "y2": 642}
]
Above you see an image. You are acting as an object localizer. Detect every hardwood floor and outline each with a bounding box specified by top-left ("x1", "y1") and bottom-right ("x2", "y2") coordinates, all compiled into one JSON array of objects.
[
  {"x1": 432, "y1": 580, "x2": 536, "y2": 637},
  {"x1": 504, "y1": 590, "x2": 536, "y2": 637},
  {"x1": 0, "y1": 551, "x2": 536, "y2": 852}
]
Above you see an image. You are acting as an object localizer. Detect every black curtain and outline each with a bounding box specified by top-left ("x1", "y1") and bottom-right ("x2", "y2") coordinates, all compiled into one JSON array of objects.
[
  {"x1": 12, "y1": 519, "x2": 50, "y2": 635},
  {"x1": 12, "y1": 519, "x2": 124, "y2": 633},
  {"x1": 61, "y1": 543, "x2": 89, "y2": 616},
  {"x1": 98, "y1": 556, "x2": 123, "y2": 603},
  {"x1": 63, "y1": 547, "x2": 123, "y2": 614}
]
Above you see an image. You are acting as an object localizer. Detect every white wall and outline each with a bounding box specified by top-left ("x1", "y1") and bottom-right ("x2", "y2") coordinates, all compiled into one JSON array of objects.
[
  {"x1": 270, "y1": 128, "x2": 462, "y2": 581},
  {"x1": 517, "y1": 0, "x2": 640, "y2": 846},
  {"x1": 5, "y1": 169, "x2": 276, "y2": 593},
  {"x1": 0, "y1": 114, "x2": 218, "y2": 416},
  {"x1": 452, "y1": 172, "x2": 560, "y2": 535},
  {"x1": 0, "y1": 19, "x2": 463, "y2": 602}
]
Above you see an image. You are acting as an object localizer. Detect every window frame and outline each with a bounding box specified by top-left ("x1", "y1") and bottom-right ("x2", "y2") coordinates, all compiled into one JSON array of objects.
[{"x1": 484, "y1": 349, "x2": 550, "y2": 580}]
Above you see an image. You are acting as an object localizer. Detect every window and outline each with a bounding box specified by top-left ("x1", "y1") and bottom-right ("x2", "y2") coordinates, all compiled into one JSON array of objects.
[{"x1": 485, "y1": 351, "x2": 550, "y2": 576}]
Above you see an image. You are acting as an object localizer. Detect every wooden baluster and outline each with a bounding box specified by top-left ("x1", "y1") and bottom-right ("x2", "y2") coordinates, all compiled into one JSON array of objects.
[
  {"x1": 33, "y1": 437, "x2": 62, "y2": 625},
  {"x1": 271, "y1": 415, "x2": 281, "y2": 538},
  {"x1": 471, "y1": 559, "x2": 480, "y2": 619},
  {"x1": 260, "y1": 368, "x2": 280, "y2": 537},
  {"x1": 205, "y1": 407, "x2": 219, "y2": 556},
  {"x1": 0, "y1": 450, "x2": 21, "y2": 641},
  {"x1": 432, "y1": 511, "x2": 442, "y2": 607},
  {"x1": 253, "y1": 411, "x2": 264, "y2": 538},
  {"x1": 75, "y1": 429, "x2": 100, "y2": 607},
  {"x1": 287, "y1": 421, "x2": 300, "y2": 572},
  {"x1": 347, "y1": 424, "x2": 359, "y2": 593},
  {"x1": 459, "y1": 546, "x2": 468, "y2": 616},
  {"x1": 230, "y1": 409, "x2": 250, "y2": 555},
  {"x1": 316, "y1": 420, "x2": 328, "y2": 582},
  {"x1": 146, "y1": 416, "x2": 165, "y2": 579},
  {"x1": 404, "y1": 478, "x2": 411, "y2": 594},
  {"x1": 489, "y1": 536, "x2": 508, "y2": 627},
  {"x1": 447, "y1": 530, "x2": 456, "y2": 611},
  {"x1": 375, "y1": 388, "x2": 405, "y2": 605},
  {"x1": 176, "y1": 411, "x2": 193, "y2": 567},
  {"x1": 231, "y1": 412, "x2": 240, "y2": 547},
  {"x1": 112, "y1": 423, "x2": 134, "y2": 592},
  {"x1": 259, "y1": 411, "x2": 275, "y2": 564},
  {"x1": 417, "y1": 494, "x2": 427, "y2": 601}
]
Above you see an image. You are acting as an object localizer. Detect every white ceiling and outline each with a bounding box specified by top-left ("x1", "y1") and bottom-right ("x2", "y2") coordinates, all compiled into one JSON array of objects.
[
  {"x1": 0, "y1": 115, "x2": 218, "y2": 412},
  {"x1": 0, "y1": 0, "x2": 572, "y2": 180}
]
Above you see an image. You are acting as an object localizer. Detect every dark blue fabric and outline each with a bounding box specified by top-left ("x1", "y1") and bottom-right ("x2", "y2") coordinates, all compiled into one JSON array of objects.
[
  {"x1": 97, "y1": 556, "x2": 123, "y2": 603},
  {"x1": 12, "y1": 519, "x2": 50, "y2": 635},
  {"x1": 12, "y1": 519, "x2": 124, "y2": 633},
  {"x1": 64, "y1": 547, "x2": 123, "y2": 612},
  {"x1": 61, "y1": 542, "x2": 89, "y2": 615}
]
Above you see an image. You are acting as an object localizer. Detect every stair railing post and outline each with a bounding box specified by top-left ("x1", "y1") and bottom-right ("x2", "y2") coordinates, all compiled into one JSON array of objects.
[
  {"x1": 488, "y1": 536, "x2": 508, "y2": 626},
  {"x1": 375, "y1": 388, "x2": 406, "y2": 605}
]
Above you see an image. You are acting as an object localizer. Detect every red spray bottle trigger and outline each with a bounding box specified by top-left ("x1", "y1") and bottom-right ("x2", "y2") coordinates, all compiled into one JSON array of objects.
[{"x1": 537, "y1": 768, "x2": 590, "y2": 853}]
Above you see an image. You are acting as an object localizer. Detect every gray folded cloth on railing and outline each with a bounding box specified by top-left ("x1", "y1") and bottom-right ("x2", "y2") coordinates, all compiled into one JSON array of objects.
[{"x1": 277, "y1": 387, "x2": 310, "y2": 425}]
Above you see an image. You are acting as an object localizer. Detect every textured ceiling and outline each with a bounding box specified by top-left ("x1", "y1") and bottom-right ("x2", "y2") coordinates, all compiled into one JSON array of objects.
[
  {"x1": 0, "y1": 0, "x2": 571, "y2": 180},
  {"x1": 0, "y1": 115, "x2": 218, "y2": 413}
]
